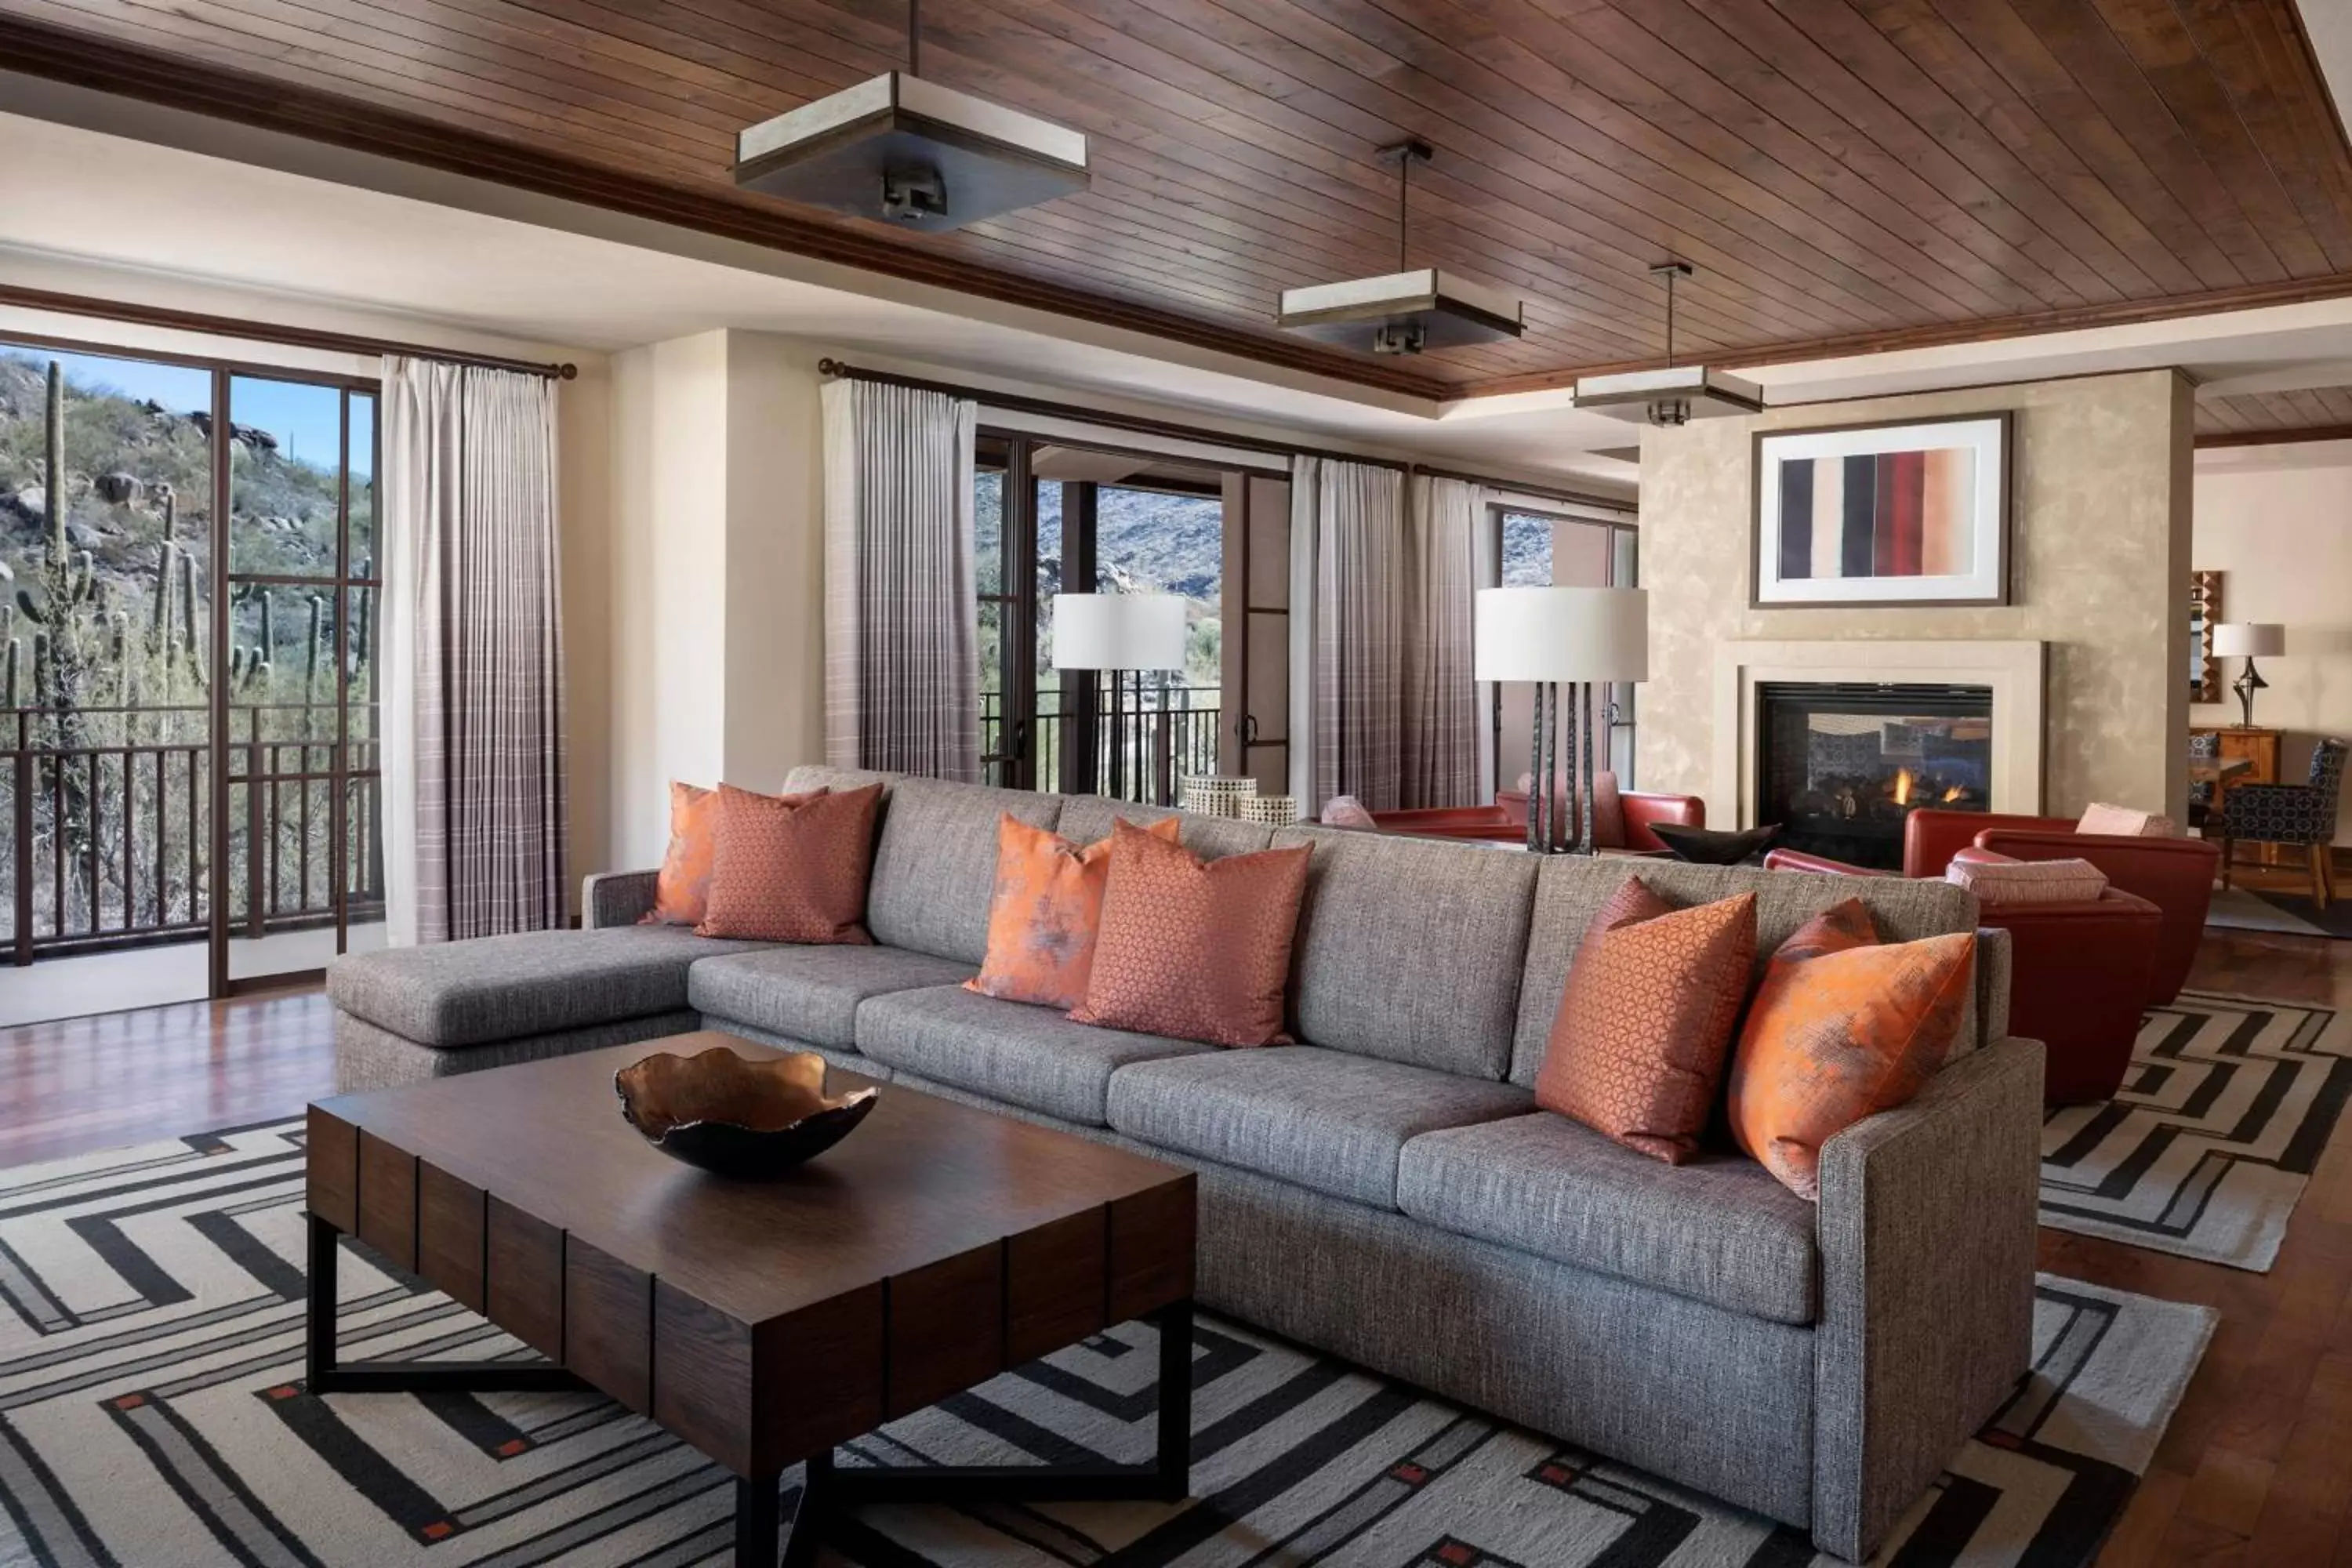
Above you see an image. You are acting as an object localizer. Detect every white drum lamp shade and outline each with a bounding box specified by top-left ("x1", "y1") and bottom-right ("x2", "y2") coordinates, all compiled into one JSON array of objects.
[
  {"x1": 1051, "y1": 593, "x2": 1189, "y2": 673},
  {"x1": 2212, "y1": 622, "x2": 2285, "y2": 659},
  {"x1": 1474, "y1": 587, "x2": 1650, "y2": 684}
]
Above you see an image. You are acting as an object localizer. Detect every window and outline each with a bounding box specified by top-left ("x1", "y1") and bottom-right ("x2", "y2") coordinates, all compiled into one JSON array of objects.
[
  {"x1": 0, "y1": 337, "x2": 380, "y2": 992},
  {"x1": 975, "y1": 435, "x2": 1245, "y2": 801},
  {"x1": 1489, "y1": 504, "x2": 1641, "y2": 790}
]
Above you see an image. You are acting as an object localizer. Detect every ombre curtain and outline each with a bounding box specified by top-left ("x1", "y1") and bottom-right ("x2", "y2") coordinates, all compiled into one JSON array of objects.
[
  {"x1": 380, "y1": 358, "x2": 567, "y2": 946},
  {"x1": 1290, "y1": 455, "x2": 1409, "y2": 812},
  {"x1": 821, "y1": 378, "x2": 981, "y2": 782},
  {"x1": 1400, "y1": 474, "x2": 1484, "y2": 808}
]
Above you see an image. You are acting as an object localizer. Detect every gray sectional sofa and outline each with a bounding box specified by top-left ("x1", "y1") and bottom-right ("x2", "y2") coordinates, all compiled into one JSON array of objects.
[{"x1": 328, "y1": 764, "x2": 2045, "y2": 1562}]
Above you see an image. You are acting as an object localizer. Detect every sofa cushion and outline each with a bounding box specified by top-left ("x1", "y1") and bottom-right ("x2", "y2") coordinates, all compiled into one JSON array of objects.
[
  {"x1": 1056, "y1": 796, "x2": 1274, "y2": 860},
  {"x1": 1396, "y1": 1112, "x2": 1820, "y2": 1325},
  {"x1": 1105, "y1": 1047, "x2": 1531, "y2": 1210},
  {"x1": 1269, "y1": 826, "x2": 1537, "y2": 1078},
  {"x1": 686, "y1": 945, "x2": 978, "y2": 1050},
  {"x1": 1510, "y1": 858, "x2": 1982, "y2": 1087},
  {"x1": 326, "y1": 927, "x2": 770, "y2": 1049},
  {"x1": 855, "y1": 985, "x2": 1212, "y2": 1125},
  {"x1": 863, "y1": 779, "x2": 1065, "y2": 964}
]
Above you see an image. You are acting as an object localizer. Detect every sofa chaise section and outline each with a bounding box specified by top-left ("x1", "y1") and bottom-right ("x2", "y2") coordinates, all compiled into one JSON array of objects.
[{"x1": 329, "y1": 925, "x2": 771, "y2": 1091}]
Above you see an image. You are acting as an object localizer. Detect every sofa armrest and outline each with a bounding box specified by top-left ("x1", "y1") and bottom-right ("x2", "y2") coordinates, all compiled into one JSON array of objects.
[
  {"x1": 582, "y1": 869, "x2": 659, "y2": 930},
  {"x1": 1811, "y1": 1035, "x2": 2043, "y2": 1561},
  {"x1": 1762, "y1": 847, "x2": 1892, "y2": 877}
]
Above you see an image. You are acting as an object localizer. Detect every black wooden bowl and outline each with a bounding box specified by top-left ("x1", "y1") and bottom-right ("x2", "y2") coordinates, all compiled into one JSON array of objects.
[{"x1": 615, "y1": 1045, "x2": 877, "y2": 1180}]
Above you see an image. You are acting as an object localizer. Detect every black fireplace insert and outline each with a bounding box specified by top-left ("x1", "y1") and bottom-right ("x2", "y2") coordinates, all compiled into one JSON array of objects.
[{"x1": 1755, "y1": 681, "x2": 1993, "y2": 870}]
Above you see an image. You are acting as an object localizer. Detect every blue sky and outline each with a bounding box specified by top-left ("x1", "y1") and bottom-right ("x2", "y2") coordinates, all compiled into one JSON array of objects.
[{"x1": 5, "y1": 343, "x2": 372, "y2": 478}]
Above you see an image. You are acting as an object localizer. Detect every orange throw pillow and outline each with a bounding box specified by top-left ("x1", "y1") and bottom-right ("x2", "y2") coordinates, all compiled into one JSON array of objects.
[
  {"x1": 646, "y1": 781, "x2": 815, "y2": 926},
  {"x1": 967, "y1": 814, "x2": 1183, "y2": 1009},
  {"x1": 1534, "y1": 877, "x2": 1757, "y2": 1164},
  {"x1": 1726, "y1": 903, "x2": 1975, "y2": 1200},
  {"x1": 696, "y1": 782, "x2": 884, "y2": 944},
  {"x1": 1071, "y1": 819, "x2": 1312, "y2": 1047}
]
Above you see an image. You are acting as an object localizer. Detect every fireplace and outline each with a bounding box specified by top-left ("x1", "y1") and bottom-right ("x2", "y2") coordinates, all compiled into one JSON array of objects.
[{"x1": 1755, "y1": 681, "x2": 1993, "y2": 869}]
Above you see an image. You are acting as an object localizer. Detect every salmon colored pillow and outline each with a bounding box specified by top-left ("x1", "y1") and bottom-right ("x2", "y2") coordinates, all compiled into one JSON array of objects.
[
  {"x1": 1726, "y1": 902, "x2": 1975, "y2": 1200},
  {"x1": 1071, "y1": 820, "x2": 1312, "y2": 1047},
  {"x1": 967, "y1": 814, "x2": 1184, "y2": 1009},
  {"x1": 644, "y1": 782, "x2": 822, "y2": 926},
  {"x1": 1534, "y1": 877, "x2": 1757, "y2": 1164},
  {"x1": 697, "y1": 782, "x2": 884, "y2": 944}
]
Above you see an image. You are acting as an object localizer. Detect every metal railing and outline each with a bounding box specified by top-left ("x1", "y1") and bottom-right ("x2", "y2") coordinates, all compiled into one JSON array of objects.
[
  {"x1": 3, "y1": 700, "x2": 383, "y2": 964},
  {"x1": 981, "y1": 684, "x2": 1222, "y2": 804}
]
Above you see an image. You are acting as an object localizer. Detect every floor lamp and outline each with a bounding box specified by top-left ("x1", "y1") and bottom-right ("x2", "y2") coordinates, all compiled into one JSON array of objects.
[
  {"x1": 1051, "y1": 593, "x2": 1189, "y2": 803},
  {"x1": 1474, "y1": 586, "x2": 1650, "y2": 855}
]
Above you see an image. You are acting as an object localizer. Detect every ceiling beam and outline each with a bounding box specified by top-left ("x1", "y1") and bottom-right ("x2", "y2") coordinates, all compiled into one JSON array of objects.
[{"x1": 2195, "y1": 423, "x2": 2352, "y2": 448}]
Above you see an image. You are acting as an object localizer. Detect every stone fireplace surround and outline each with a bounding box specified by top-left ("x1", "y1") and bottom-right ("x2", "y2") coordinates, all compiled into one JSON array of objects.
[{"x1": 1711, "y1": 640, "x2": 2048, "y2": 832}]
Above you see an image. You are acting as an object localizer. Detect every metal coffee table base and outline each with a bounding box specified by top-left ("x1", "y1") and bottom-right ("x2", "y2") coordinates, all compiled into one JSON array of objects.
[{"x1": 306, "y1": 1215, "x2": 1193, "y2": 1567}]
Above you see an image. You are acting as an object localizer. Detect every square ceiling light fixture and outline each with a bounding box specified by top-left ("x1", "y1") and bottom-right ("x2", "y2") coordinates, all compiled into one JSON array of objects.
[
  {"x1": 1573, "y1": 262, "x2": 1764, "y2": 425},
  {"x1": 1277, "y1": 142, "x2": 1525, "y2": 356},
  {"x1": 732, "y1": 5, "x2": 1086, "y2": 230}
]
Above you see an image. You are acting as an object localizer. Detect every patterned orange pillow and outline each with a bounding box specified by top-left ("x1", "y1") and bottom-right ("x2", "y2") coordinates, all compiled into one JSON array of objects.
[
  {"x1": 966, "y1": 814, "x2": 1184, "y2": 1009},
  {"x1": 1534, "y1": 878, "x2": 1757, "y2": 1163},
  {"x1": 646, "y1": 781, "x2": 815, "y2": 926},
  {"x1": 1071, "y1": 820, "x2": 1312, "y2": 1047},
  {"x1": 1726, "y1": 906, "x2": 1975, "y2": 1200},
  {"x1": 697, "y1": 782, "x2": 884, "y2": 944}
]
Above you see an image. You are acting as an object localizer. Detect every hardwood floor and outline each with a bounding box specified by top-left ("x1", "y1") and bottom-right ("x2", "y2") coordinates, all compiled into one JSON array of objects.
[{"x1": 0, "y1": 920, "x2": 2346, "y2": 1563}]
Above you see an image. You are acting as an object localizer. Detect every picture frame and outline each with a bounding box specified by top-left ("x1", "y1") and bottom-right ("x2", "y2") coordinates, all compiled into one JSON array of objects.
[
  {"x1": 1751, "y1": 412, "x2": 2013, "y2": 608},
  {"x1": 2188, "y1": 570, "x2": 2223, "y2": 704}
]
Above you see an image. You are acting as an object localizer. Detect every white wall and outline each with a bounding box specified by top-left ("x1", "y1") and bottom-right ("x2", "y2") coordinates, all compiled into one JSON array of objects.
[
  {"x1": 2193, "y1": 441, "x2": 2352, "y2": 846},
  {"x1": 601, "y1": 329, "x2": 827, "y2": 873}
]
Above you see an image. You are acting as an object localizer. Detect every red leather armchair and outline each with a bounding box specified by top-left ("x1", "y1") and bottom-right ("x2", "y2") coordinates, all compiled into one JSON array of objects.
[
  {"x1": 1764, "y1": 844, "x2": 2164, "y2": 1104},
  {"x1": 1373, "y1": 789, "x2": 1704, "y2": 851},
  {"x1": 1903, "y1": 810, "x2": 2216, "y2": 1005}
]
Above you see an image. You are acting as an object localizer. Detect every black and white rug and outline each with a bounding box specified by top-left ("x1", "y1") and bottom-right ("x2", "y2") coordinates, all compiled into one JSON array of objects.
[
  {"x1": 0, "y1": 1121, "x2": 2212, "y2": 1567},
  {"x1": 2041, "y1": 989, "x2": 2352, "y2": 1270}
]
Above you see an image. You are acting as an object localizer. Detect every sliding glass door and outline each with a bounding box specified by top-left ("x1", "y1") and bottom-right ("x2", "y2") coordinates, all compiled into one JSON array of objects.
[
  {"x1": 976, "y1": 434, "x2": 1239, "y2": 803},
  {"x1": 219, "y1": 372, "x2": 383, "y2": 989},
  {"x1": 0, "y1": 336, "x2": 380, "y2": 1007}
]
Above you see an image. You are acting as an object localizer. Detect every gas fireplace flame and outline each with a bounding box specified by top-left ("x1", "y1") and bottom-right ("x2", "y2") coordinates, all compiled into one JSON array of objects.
[
  {"x1": 1893, "y1": 768, "x2": 1915, "y2": 806},
  {"x1": 1942, "y1": 785, "x2": 1966, "y2": 804}
]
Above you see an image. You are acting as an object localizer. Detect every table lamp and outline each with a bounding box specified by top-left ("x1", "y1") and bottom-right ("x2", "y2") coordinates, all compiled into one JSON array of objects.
[
  {"x1": 2212, "y1": 622, "x2": 2284, "y2": 729},
  {"x1": 1051, "y1": 593, "x2": 1188, "y2": 800},
  {"x1": 1475, "y1": 586, "x2": 1649, "y2": 854}
]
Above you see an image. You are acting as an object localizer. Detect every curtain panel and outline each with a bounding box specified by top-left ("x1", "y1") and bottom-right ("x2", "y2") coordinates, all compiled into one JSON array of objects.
[
  {"x1": 1400, "y1": 474, "x2": 1485, "y2": 808},
  {"x1": 820, "y1": 379, "x2": 981, "y2": 782},
  {"x1": 1290, "y1": 456, "x2": 1409, "y2": 813},
  {"x1": 381, "y1": 358, "x2": 567, "y2": 946}
]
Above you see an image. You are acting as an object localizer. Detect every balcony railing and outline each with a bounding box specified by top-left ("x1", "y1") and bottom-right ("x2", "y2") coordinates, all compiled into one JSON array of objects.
[
  {"x1": 981, "y1": 684, "x2": 1222, "y2": 804},
  {"x1": 3, "y1": 701, "x2": 382, "y2": 965}
]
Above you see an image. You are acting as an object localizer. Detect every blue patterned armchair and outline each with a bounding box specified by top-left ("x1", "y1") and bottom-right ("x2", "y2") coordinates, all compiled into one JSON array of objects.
[
  {"x1": 2220, "y1": 737, "x2": 2347, "y2": 909},
  {"x1": 2187, "y1": 731, "x2": 2220, "y2": 830}
]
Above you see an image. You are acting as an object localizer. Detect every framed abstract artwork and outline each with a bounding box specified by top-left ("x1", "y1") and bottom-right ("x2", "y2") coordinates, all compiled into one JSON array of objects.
[{"x1": 1751, "y1": 413, "x2": 2012, "y2": 608}]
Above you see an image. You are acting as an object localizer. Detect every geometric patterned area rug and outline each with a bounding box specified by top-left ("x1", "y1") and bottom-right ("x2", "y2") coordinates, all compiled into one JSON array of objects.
[
  {"x1": 2203, "y1": 885, "x2": 2352, "y2": 941},
  {"x1": 0, "y1": 1121, "x2": 2213, "y2": 1567},
  {"x1": 2041, "y1": 989, "x2": 2352, "y2": 1270}
]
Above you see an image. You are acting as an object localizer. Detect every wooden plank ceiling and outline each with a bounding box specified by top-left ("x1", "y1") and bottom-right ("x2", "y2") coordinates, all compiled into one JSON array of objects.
[
  {"x1": 2197, "y1": 386, "x2": 2352, "y2": 444},
  {"x1": 6, "y1": 0, "x2": 2352, "y2": 407}
]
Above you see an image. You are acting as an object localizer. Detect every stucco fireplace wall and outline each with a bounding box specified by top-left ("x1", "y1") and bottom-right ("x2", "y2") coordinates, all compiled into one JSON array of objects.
[{"x1": 1636, "y1": 368, "x2": 2194, "y2": 827}]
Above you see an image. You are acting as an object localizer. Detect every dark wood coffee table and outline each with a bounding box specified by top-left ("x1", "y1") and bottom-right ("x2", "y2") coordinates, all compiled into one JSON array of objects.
[{"x1": 304, "y1": 1031, "x2": 1196, "y2": 1566}]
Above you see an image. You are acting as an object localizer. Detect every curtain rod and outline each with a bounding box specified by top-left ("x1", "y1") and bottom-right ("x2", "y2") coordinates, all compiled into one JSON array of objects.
[
  {"x1": 0, "y1": 285, "x2": 579, "y2": 379},
  {"x1": 819, "y1": 358, "x2": 1404, "y2": 471},
  {"x1": 818, "y1": 359, "x2": 1638, "y2": 512}
]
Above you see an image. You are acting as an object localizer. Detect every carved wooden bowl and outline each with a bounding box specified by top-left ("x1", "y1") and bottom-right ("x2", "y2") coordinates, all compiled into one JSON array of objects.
[{"x1": 614, "y1": 1045, "x2": 877, "y2": 1180}]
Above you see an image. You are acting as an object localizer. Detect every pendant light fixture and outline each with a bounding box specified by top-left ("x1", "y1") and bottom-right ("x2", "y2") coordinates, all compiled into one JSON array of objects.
[
  {"x1": 733, "y1": 0, "x2": 1088, "y2": 229},
  {"x1": 1572, "y1": 261, "x2": 1764, "y2": 425},
  {"x1": 1278, "y1": 142, "x2": 1525, "y2": 356}
]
